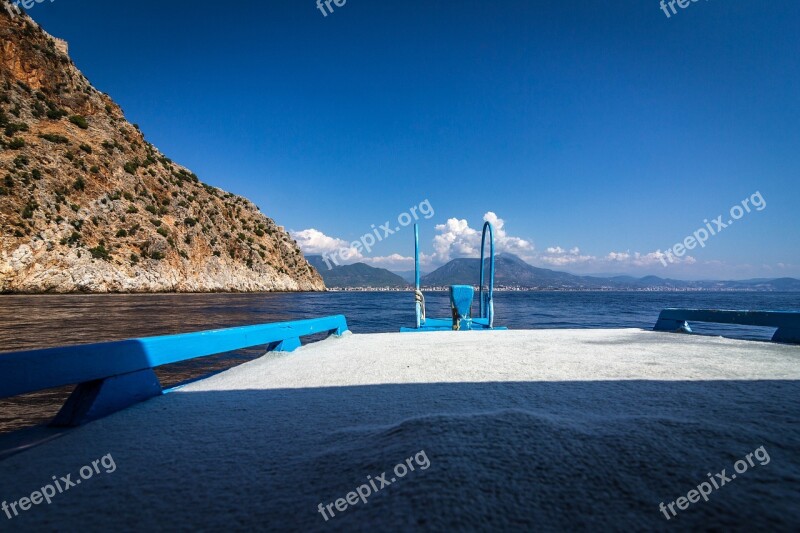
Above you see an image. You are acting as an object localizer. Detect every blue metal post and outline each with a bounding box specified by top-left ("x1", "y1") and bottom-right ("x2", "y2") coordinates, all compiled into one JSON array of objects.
[{"x1": 415, "y1": 224, "x2": 421, "y2": 329}]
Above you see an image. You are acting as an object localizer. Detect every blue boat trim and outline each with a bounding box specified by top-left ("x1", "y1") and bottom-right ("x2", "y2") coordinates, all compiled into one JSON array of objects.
[
  {"x1": 0, "y1": 315, "x2": 349, "y2": 427},
  {"x1": 400, "y1": 318, "x2": 508, "y2": 332},
  {"x1": 653, "y1": 309, "x2": 800, "y2": 344}
]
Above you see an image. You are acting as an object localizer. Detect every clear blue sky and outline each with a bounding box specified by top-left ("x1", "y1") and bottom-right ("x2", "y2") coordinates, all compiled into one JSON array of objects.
[{"x1": 31, "y1": 0, "x2": 800, "y2": 279}]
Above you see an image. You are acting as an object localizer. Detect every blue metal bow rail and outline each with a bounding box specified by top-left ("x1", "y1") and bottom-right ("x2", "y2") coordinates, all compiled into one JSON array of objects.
[
  {"x1": 654, "y1": 309, "x2": 800, "y2": 344},
  {"x1": 0, "y1": 316, "x2": 349, "y2": 427},
  {"x1": 402, "y1": 222, "x2": 505, "y2": 332}
]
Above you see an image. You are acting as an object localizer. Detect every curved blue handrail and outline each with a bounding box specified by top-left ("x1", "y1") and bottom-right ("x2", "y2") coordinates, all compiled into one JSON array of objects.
[{"x1": 479, "y1": 222, "x2": 495, "y2": 327}]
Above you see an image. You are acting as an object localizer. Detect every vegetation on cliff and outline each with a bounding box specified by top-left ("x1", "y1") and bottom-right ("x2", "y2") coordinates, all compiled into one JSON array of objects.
[{"x1": 0, "y1": 7, "x2": 324, "y2": 292}]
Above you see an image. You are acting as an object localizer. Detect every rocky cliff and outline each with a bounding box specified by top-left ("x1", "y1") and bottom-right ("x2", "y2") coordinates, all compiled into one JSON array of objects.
[{"x1": 0, "y1": 6, "x2": 324, "y2": 292}]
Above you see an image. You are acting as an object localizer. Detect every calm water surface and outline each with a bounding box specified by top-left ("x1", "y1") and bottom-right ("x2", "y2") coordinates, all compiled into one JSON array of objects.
[{"x1": 1, "y1": 291, "x2": 797, "y2": 432}]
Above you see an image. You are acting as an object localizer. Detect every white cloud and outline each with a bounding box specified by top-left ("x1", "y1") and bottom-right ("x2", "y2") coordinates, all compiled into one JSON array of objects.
[
  {"x1": 290, "y1": 228, "x2": 364, "y2": 263},
  {"x1": 291, "y1": 228, "x2": 424, "y2": 269},
  {"x1": 605, "y1": 251, "x2": 630, "y2": 262},
  {"x1": 291, "y1": 228, "x2": 346, "y2": 254},
  {"x1": 293, "y1": 212, "x2": 533, "y2": 270},
  {"x1": 432, "y1": 218, "x2": 480, "y2": 261},
  {"x1": 290, "y1": 222, "x2": 796, "y2": 279},
  {"x1": 606, "y1": 250, "x2": 695, "y2": 267},
  {"x1": 432, "y1": 212, "x2": 533, "y2": 262},
  {"x1": 483, "y1": 212, "x2": 534, "y2": 257},
  {"x1": 535, "y1": 247, "x2": 698, "y2": 271},
  {"x1": 364, "y1": 254, "x2": 416, "y2": 270},
  {"x1": 539, "y1": 246, "x2": 595, "y2": 266}
]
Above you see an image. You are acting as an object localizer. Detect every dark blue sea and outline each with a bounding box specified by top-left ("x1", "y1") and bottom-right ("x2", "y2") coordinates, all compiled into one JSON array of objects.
[
  {"x1": 1, "y1": 291, "x2": 797, "y2": 432},
  {"x1": 2, "y1": 291, "x2": 799, "y2": 350}
]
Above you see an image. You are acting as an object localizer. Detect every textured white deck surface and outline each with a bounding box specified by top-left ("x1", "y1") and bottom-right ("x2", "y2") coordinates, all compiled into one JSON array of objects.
[{"x1": 1, "y1": 329, "x2": 799, "y2": 531}]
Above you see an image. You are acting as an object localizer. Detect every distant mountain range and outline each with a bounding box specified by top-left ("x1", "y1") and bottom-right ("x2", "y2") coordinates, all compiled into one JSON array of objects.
[
  {"x1": 306, "y1": 256, "x2": 409, "y2": 288},
  {"x1": 421, "y1": 254, "x2": 800, "y2": 291},
  {"x1": 308, "y1": 254, "x2": 800, "y2": 291},
  {"x1": 422, "y1": 254, "x2": 580, "y2": 287},
  {"x1": 393, "y1": 270, "x2": 423, "y2": 284}
]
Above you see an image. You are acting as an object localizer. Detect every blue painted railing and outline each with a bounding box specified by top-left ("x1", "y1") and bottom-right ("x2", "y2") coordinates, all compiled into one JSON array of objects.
[
  {"x1": 0, "y1": 315, "x2": 349, "y2": 427},
  {"x1": 654, "y1": 309, "x2": 800, "y2": 344}
]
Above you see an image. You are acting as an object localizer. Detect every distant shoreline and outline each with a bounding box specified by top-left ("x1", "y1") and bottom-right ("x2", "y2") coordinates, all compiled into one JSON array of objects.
[
  {"x1": 0, "y1": 289, "x2": 324, "y2": 296},
  {"x1": 326, "y1": 287, "x2": 799, "y2": 293},
  {"x1": 1, "y1": 287, "x2": 797, "y2": 296}
]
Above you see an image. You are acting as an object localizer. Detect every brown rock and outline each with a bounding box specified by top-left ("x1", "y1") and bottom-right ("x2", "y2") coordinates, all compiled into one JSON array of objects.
[{"x1": 0, "y1": 6, "x2": 325, "y2": 293}]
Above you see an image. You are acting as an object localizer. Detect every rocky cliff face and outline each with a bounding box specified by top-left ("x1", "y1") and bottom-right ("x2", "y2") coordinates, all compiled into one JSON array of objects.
[{"x1": 0, "y1": 6, "x2": 325, "y2": 292}]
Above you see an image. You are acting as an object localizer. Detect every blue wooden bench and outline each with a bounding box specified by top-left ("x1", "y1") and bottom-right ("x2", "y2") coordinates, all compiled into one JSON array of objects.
[
  {"x1": 0, "y1": 315, "x2": 349, "y2": 428},
  {"x1": 653, "y1": 309, "x2": 800, "y2": 344}
]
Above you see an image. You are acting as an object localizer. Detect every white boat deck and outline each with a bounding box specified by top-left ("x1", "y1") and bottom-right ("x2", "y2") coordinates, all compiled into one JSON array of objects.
[{"x1": 1, "y1": 329, "x2": 799, "y2": 530}]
